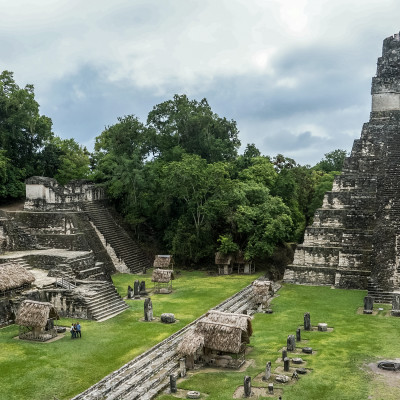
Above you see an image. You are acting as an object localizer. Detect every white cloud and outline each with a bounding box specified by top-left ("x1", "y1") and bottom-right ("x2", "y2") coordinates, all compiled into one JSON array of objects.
[{"x1": 1, "y1": 0, "x2": 400, "y2": 164}]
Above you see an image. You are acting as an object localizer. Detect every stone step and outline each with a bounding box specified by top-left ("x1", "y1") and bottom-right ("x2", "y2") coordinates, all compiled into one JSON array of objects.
[{"x1": 93, "y1": 305, "x2": 129, "y2": 322}]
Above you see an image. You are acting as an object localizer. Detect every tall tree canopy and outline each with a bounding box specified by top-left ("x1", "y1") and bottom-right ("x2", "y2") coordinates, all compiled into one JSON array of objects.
[
  {"x1": 147, "y1": 94, "x2": 240, "y2": 162},
  {"x1": 0, "y1": 70, "x2": 91, "y2": 199},
  {"x1": 0, "y1": 71, "x2": 53, "y2": 198}
]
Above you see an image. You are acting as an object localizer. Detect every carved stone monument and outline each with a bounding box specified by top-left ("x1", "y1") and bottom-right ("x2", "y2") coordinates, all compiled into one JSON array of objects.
[
  {"x1": 127, "y1": 285, "x2": 133, "y2": 299},
  {"x1": 287, "y1": 334, "x2": 296, "y2": 352},
  {"x1": 282, "y1": 349, "x2": 287, "y2": 361},
  {"x1": 144, "y1": 298, "x2": 153, "y2": 321},
  {"x1": 304, "y1": 312, "x2": 311, "y2": 331},
  {"x1": 268, "y1": 383, "x2": 274, "y2": 394},
  {"x1": 169, "y1": 374, "x2": 177, "y2": 393},
  {"x1": 391, "y1": 292, "x2": 400, "y2": 316},
  {"x1": 284, "y1": 357, "x2": 290, "y2": 372},
  {"x1": 139, "y1": 280, "x2": 147, "y2": 295},
  {"x1": 244, "y1": 376, "x2": 252, "y2": 397},
  {"x1": 134, "y1": 280, "x2": 140, "y2": 299},
  {"x1": 296, "y1": 327, "x2": 301, "y2": 342},
  {"x1": 263, "y1": 361, "x2": 271, "y2": 381},
  {"x1": 180, "y1": 358, "x2": 186, "y2": 378},
  {"x1": 364, "y1": 296, "x2": 374, "y2": 314}
]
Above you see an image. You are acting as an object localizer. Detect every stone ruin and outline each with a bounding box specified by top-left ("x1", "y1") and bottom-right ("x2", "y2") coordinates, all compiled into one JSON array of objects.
[
  {"x1": 284, "y1": 32, "x2": 400, "y2": 302},
  {"x1": 0, "y1": 177, "x2": 151, "y2": 327}
]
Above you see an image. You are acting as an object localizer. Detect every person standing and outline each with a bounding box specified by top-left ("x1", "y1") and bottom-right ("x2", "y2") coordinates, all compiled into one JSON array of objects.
[
  {"x1": 76, "y1": 321, "x2": 81, "y2": 338},
  {"x1": 70, "y1": 323, "x2": 76, "y2": 339}
]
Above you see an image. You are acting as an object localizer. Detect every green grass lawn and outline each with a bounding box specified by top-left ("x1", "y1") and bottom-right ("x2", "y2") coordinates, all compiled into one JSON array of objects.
[
  {"x1": 0, "y1": 270, "x2": 258, "y2": 400},
  {"x1": 157, "y1": 284, "x2": 400, "y2": 400},
  {"x1": 2, "y1": 274, "x2": 400, "y2": 400}
]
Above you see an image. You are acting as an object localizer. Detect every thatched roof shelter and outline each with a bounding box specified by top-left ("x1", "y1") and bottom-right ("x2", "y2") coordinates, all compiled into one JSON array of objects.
[
  {"x1": 0, "y1": 262, "x2": 35, "y2": 292},
  {"x1": 215, "y1": 252, "x2": 234, "y2": 265},
  {"x1": 178, "y1": 310, "x2": 252, "y2": 356},
  {"x1": 153, "y1": 255, "x2": 173, "y2": 269},
  {"x1": 177, "y1": 329, "x2": 205, "y2": 356},
  {"x1": 151, "y1": 268, "x2": 175, "y2": 283},
  {"x1": 15, "y1": 300, "x2": 58, "y2": 328}
]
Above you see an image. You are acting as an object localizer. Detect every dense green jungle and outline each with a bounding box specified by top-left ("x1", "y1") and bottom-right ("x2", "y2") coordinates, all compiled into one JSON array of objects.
[{"x1": 0, "y1": 70, "x2": 347, "y2": 273}]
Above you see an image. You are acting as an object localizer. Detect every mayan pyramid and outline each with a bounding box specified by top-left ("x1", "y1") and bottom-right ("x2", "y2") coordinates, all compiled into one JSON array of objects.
[{"x1": 284, "y1": 32, "x2": 400, "y2": 302}]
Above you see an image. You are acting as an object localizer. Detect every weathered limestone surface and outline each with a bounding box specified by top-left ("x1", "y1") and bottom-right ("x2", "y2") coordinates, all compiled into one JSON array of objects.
[
  {"x1": 284, "y1": 33, "x2": 400, "y2": 299},
  {"x1": 24, "y1": 177, "x2": 105, "y2": 211}
]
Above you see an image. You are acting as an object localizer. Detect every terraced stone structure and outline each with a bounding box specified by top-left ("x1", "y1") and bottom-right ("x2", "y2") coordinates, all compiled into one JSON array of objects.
[
  {"x1": 284, "y1": 32, "x2": 400, "y2": 302},
  {"x1": 0, "y1": 177, "x2": 150, "y2": 324}
]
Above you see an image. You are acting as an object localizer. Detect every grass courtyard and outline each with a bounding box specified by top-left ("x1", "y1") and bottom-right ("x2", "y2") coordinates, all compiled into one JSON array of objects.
[
  {"x1": 0, "y1": 271, "x2": 258, "y2": 400},
  {"x1": 157, "y1": 284, "x2": 400, "y2": 400},
  {"x1": 1, "y1": 271, "x2": 400, "y2": 400}
]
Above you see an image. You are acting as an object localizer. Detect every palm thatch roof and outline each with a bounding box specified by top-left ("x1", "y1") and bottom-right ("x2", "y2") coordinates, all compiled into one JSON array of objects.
[
  {"x1": 151, "y1": 268, "x2": 175, "y2": 283},
  {"x1": 178, "y1": 310, "x2": 252, "y2": 355},
  {"x1": 177, "y1": 329, "x2": 205, "y2": 356},
  {"x1": 153, "y1": 255, "x2": 173, "y2": 268},
  {"x1": 0, "y1": 262, "x2": 35, "y2": 292},
  {"x1": 215, "y1": 252, "x2": 234, "y2": 265},
  {"x1": 15, "y1": 300, "x2": 58, "y2": 328},
  {"x1": 252, "y1": 280, "x2": 272, "y2": 302}
]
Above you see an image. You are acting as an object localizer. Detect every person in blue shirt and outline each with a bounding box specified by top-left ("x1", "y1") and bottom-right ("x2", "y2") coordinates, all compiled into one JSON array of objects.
[{"x1": 76, "y1": 322, "x2": 81, "y2": 338}]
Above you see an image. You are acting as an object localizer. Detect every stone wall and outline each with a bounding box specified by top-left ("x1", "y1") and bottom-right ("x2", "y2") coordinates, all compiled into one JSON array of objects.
[
  {"x1": 44, "y1": 289, "x2": 90, "y2": 319},
  {"x1": 24, "y1": 177, "x2": 105, "y2": 211},
  {"x1": 0, "y1": 210, "x2": 115, "y2": 279}
]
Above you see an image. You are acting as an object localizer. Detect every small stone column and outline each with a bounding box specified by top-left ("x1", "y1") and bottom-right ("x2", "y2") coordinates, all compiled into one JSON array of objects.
[
  {"x1": 144, "y1": 298, "x2": 153, "y2": 321},
  {"x1": 263, "y1": 361, "x2": 271, "y2": 381},
  {"x1": 363, "y1": 296, "x2": 373, "y2": 314},
  {"x1": 244, "y1": 376, "x2": 252, "y2": 397},
  {"x1": 134, "y1": 280, "x2": 140, "y2": 298},
  {"x1": 127, "y1": 285, "x2": 133, "y2": 299},
  {"x1": 304, "y1": 312, "x2": 311, "y2": 331},
  {"x1": 284, "y1": 357, "x2": 290, "y2": 372},
  {"x1": 268, "y1": 383, "x2": 274, "y2": 394},
  {"x1": 139, "y1": 281, "x2": 147, "y2": 295},
  {"x1": 170, "y1": 374, "x2": 177, "y2": 393},
  {"x1": 296, "y1": 328, "x2": 301, "y2": 342},
  {"x1": 282, "y1": 349, "x2": 287, "y2": 361},
  {"x1": 287, "y1": 334, "x2": 296, "y2": 351},
  {"x1": 392, "y1": 293, "x2": 400, "y2": 316},
  {"x1": 180, "y1": 358, "x2": 186, "y2": 377}
]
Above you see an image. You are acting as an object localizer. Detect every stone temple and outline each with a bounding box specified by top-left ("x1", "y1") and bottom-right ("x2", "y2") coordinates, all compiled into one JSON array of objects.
[{"x1": 284, "y1": 32, "x2": 400, "y2": 302}]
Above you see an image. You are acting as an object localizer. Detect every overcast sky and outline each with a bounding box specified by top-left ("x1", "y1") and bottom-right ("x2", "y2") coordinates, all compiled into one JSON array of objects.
[{"x1": 1, "y1": 0, "x2": 400, "y2": 165}]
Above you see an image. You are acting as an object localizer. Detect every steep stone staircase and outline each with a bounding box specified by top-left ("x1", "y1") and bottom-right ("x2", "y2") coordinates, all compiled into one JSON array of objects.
[
  {"x1": 82, "y1": 203, "x2": 150, "y2": 274},
  {"x1": 367, "y1": 279, "x2": 395, "y2": 303},
  {"x1": 82, "y1": 282, "x2": 129, "y2": 322}
]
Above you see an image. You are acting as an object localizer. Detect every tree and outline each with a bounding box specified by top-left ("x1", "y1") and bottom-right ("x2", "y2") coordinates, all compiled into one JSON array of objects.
[
  {"x1": 92, "y1": 115, "x2": 154, "y2": 228},
  {"x1": 314, "y1": 149, "x2": 347, "y2": 173},
  {"x1": 0, "y1": 70, "x2": 53, "y2": 199},
  {"x1": 0, "y1": 70, "x2": 53, "y2": 175},
  {"x1": 54, "y1": 138, "x2": 91, "y2": 185},
  {"x1": 147, "y1": 94, "x2": 240, "y2": 162},
  {"x1": 231, "y1": 181, "x2": 293, "y2": 260},
  {"x1": 157, "y1": 154, "x2": 231, "y2": 262}
]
